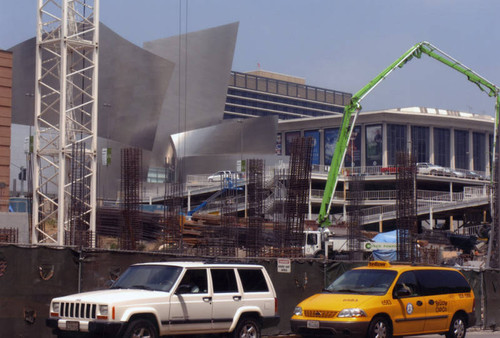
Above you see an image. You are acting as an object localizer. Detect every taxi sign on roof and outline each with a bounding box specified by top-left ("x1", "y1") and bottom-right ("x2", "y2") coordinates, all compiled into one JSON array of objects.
[{"x1": 368, "y1": 261, "x2": 391, "y2": 268}]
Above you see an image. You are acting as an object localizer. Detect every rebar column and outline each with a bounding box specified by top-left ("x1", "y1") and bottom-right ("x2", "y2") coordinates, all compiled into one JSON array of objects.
[
  {"x1": 162, "y1": 183, "x2": 184, "y2": 254},
  {"x1": 120, "y1": 148, "x2": 142, "y2": 250},
  {"x1": 395, "y1": 151, "x2": 417, "y2": 262},
  {"x1": 67, "y1": 142, "x2": 92, "y2": 247},
  {"x1": 246, "y1": 159, "x2": 265, "y2": 257},
  {"x1": 283, "y1": 137, "x2": 313, "y2": 257},
  {"x1": 347, "y1": 174, "x2": 364, "y2": 259}
]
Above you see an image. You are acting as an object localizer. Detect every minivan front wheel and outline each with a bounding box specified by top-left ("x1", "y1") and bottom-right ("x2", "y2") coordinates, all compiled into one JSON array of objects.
[
  {"x1": 446, "y1": 314, "x2": 466, "y2": 338},
  {"x1": 232, "y1": 317, "x2": 261, "y2": 338},
  {"x1": 367, "y1": 316, "x2": 392, "y2": 338}
]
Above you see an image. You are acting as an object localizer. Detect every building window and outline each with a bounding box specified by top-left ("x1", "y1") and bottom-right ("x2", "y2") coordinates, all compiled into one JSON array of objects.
[
  {"x1": 285, "y1": 131, "x2": 301, "y2": 156},
  {"x1": 366, "y1": 125, "x2": 383, "y2": 166},
  {"x1": 473, "y1": 132, "x2": 486, "y2": 171},
  {"x1": 345, "y1": 126, "x2": 361, "y2": 168},
  {"x1": 412, "y1": 126, "x2": 429, "y2": 164},
  {"x1": 304, "y1": 130, "x2": 320, "y2": 165},
  {"x1": 324, "y1": 128, "x2": 339, "y2": 166},
  {"x1": 433, "y1": 128, "x2": 450, "y2": 167},
  {"x1": 455, "y1": 130, "x2": 469, "y2": 170},
  {"x1": 387, "y1": 124, "x2": 407, "y2": 165}
]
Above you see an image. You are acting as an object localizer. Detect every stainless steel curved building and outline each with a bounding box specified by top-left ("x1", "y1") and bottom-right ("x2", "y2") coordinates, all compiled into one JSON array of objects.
[{"x1": 9, "y1": 22, "x2": 278, "y2": 199}]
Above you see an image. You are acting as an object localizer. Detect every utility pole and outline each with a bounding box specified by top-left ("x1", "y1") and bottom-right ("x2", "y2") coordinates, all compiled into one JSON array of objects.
[{"x1": 33, "y1": 0, "x2": 99, "y2": 246}]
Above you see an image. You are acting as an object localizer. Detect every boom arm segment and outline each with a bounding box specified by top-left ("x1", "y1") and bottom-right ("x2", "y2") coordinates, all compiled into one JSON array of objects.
[{"x1": 318, "y1": 41, "x2": 499, "y2": 228}]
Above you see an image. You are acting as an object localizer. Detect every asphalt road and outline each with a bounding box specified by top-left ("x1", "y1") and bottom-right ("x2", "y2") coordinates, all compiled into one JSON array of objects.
[{"x1": 413, "y1": 330, "x2": 499, "y2": 338}]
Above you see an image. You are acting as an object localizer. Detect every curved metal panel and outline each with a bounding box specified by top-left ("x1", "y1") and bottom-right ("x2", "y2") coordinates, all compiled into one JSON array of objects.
[{"x1": 143, "y1": 22, "x2": 239, "y2": 166}]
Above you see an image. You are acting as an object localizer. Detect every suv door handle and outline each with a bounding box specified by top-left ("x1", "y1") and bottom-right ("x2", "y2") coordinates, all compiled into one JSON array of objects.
[
  {"x1": 233, "y1": 296, "x2": 241, "y2": 301},
  {"x1": 203, "y1": 297, "x2": 212, "y2": 303}
]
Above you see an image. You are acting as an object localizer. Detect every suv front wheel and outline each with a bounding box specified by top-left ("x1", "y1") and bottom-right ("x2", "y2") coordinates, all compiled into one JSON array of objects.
[
  {"x1": 232, "y1": 316, "x2": 261, "y2": 338},
  {"x1": 123, "y1": 318, "x2": 158, "y2": 338}
]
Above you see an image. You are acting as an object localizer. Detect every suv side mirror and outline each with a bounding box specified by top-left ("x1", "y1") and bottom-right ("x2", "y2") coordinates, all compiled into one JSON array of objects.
[{"x1": 175, "y1": 285, "x2": 192, "y2": 294}]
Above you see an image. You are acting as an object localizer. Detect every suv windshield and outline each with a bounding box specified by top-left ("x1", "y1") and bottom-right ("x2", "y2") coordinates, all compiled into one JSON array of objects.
[
  {"x1": 111, "y1": 265, "x2": 182, "y2": 292},
  {"x1": 325, "y1": 269, "x2": 397, "y2": 295}
]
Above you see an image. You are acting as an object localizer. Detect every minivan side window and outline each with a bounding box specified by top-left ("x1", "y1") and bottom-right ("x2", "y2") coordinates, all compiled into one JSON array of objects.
[
  {"x1": 394, "y1": 271, "x2": 420, "y2": 297},
  {"x1": 211, "y1": 269, "x2": 238, "y2": 293},
  {"x1": 416, "y1": 270, "x2": 471, "y2": 296},
  {"x1": 238, "y1": 269, "x2": 269, "y2": 292}
]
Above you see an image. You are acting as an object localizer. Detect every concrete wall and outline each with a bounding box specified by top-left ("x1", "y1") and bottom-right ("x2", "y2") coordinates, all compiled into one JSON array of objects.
[{"x1": 0, "y1": 245, "x2": 494, "y2": 337}]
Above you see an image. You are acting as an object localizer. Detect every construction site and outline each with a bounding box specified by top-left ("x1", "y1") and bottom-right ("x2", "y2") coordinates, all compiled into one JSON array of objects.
[{"x1": 1, "y1": 1, "x2": 500, "y2": 336}]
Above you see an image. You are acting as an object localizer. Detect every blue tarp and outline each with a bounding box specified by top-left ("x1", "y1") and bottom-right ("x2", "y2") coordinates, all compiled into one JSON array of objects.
[{"x1": 372, "y1": 230, "x2": 397, "y2": 261}]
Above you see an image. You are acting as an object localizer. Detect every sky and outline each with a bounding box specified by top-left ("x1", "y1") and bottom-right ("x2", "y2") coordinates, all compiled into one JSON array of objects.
[{"x1": 1, "y1": 0, "x2": 499, "y2": 116}]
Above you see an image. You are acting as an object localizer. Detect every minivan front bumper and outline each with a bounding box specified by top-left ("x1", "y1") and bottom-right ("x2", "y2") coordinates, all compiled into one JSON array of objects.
[{"x1": 291, "y1": 319, "x2": 370, "y2": 337}]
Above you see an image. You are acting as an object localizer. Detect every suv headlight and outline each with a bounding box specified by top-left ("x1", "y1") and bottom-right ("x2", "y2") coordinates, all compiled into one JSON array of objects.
[
  {"x1": 99, "y1": 305, "x2": 109, "y2": 316},
  {"x1": 293, "y1": 306, "x2": 303, "y2": 316},
  {"x1": 338, "y1": 308, "x2": 367, "y2": 318},
  {"x1": 52, "y1": 302, "x2": 60, "y2": 313}
]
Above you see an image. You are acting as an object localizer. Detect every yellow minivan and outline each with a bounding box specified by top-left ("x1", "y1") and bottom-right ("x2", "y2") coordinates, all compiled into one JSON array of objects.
[{"x1": 291, "y1": 261, "x2": 475, "y2": 338}]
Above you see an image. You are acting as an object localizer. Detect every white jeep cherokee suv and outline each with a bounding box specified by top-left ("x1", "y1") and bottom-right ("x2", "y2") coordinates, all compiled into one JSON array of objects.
[{"x1": 46, "y1": 261, "x2": 279, "y2": 338}]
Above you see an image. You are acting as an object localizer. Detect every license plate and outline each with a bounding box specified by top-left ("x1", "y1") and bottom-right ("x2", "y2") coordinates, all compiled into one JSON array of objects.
[
  {"x1": 66, "y1": 321, "x2": 80, "y2": 331},
  {"x1": 307, "y1": 320, "x2": 320, "y2": 329}
]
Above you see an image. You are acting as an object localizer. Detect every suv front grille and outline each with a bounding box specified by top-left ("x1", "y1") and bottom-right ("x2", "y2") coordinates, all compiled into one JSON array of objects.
[
  {"x1": 59, "y1": 302, "x2": 97, "y2": 319},
  {"x1": 304, "y1": 310, "x2": 338, "y2": 318}
]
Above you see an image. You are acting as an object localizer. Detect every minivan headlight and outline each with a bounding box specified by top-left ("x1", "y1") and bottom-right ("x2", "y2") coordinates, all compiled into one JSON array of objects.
[
  {"x1": 338, "y1": 308, "x2": 367, "y2": 318},
  {"x1": 293, "y1": 306, "x2": 303, "y2": 316}
]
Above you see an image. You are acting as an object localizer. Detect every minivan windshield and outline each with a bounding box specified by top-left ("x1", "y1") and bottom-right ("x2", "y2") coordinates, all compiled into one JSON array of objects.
[
  {"x1": 111, "y1": 265, "x2": 182, "y2": 292},
  {"x1": 325, "y1": 269, "x2": 397, "y2": 295}
]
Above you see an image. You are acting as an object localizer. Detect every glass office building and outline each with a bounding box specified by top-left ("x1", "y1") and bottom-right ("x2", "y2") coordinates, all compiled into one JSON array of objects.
[{"x1": 225, "y1": 70, "x2": 352, "y2": 120}]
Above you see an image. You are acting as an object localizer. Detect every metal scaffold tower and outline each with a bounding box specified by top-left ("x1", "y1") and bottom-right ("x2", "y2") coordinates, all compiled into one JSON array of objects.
[{"x1": 33, "y1": 0, "x2": 99, "y2": 245}]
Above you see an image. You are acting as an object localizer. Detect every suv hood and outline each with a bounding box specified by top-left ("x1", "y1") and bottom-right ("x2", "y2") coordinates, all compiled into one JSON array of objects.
[{"x1": 53, "y1": 289, "x2": 170, "y2": 305}]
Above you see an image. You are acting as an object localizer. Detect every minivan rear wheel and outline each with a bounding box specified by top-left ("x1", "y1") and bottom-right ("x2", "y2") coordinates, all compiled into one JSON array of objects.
[
  {"x1": 232, "y1": 317, "x2": 261, "y2": 338},
  {"x1": 446, "y1": 314, "x2": 466, "y2": 338},
  {"x1": 367, "y1": 316, "x2": 392, "y2": 338}
]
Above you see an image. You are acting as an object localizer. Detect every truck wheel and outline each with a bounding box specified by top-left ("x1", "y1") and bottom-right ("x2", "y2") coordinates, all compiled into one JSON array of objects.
[
  {"x1": 445, "y1": 314, "x2": 466, "y2": 338},
  {"x1": 314, "y1": 250, "x2": 325, "y2": 259},
  {"x1": 367, "y1": 316, "x2": 392, "y2": 338},
  {"x1": 123, "y1": 319, "x2": 158, "y2": 338},
  {"x1": 232, "y1": 317, "x2": 261, "y2": 338}
]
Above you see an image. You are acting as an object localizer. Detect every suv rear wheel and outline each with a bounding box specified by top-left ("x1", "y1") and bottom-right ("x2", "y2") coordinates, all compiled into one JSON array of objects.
[
  {"x1": 232, "y1": 317, "x2": 261, "y2": 338},
  {"x1": 123, "y1": 318, "x2": 158, "y2": 338}
]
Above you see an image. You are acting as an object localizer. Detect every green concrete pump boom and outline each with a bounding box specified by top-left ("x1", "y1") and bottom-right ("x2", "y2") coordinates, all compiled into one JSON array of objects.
[{"x1": 318, "y1": 41, "x2": 499, "y2": 228}]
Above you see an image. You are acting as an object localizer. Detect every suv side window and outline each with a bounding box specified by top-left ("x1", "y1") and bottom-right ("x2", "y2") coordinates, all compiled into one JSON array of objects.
[
  {"x1": 238, "y1": 269, "x2": 269, "y2": 292},
  {"x1": 416, "y1": 270, "x2": 471, "y2": 296},
  {"x1": 394, "y1": 271, "x2": 420, "y2": 297},
  {"x1": 177, "y1": 269, "x2": 208, "y2": 294},
  {"x1": 211, "y1": 269, "x2": 238, "y2": 293}
]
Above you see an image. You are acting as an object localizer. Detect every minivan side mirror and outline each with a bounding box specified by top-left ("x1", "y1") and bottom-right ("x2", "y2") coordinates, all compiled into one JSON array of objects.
[{"x1": 394, "y1": 286, "x2": 412, "y2": 298}]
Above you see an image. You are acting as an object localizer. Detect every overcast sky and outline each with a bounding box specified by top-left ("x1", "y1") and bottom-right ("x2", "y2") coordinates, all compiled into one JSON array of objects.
[{"x1": 1, "y1": 0, "x2": 499, "y2": 116}]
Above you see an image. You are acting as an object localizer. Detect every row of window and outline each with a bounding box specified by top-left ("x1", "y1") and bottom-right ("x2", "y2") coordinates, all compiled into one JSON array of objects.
[
  {"x1": 227, "y1": 89, "x2": 343, "y2": 113},
  {"x1": 229, "y1": 71, "x2": 351, "y2": 106},
  {"x1": 279, "y1": 124, "x2": 491, "y2": 170},
  {"x1": 225, "y1": 104, "x2": 330, "y2": 119}
]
